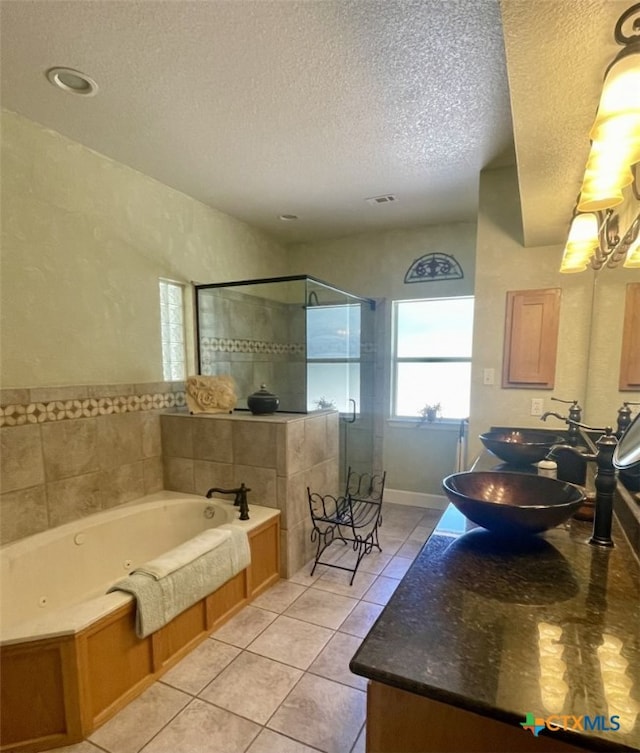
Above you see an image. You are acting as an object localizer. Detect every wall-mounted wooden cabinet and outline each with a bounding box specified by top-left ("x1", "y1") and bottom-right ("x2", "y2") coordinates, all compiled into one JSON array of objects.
[
  {"x1": 502, "y1": 288, "x2": 561, "y2": 389},
  {"x1": 619, "y1": 282, "x2": 640, "y2": 391}
]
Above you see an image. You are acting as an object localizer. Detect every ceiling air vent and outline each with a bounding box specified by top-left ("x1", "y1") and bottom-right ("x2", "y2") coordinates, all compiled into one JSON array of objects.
[{"x1": 365, "y1": 194, "x2": 397, "y2": 206}]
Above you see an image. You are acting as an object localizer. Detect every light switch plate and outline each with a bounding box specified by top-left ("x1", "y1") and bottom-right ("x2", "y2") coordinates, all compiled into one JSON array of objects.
[{"x1": 483, "y1": 368, "x2": 495, "y2": 385}]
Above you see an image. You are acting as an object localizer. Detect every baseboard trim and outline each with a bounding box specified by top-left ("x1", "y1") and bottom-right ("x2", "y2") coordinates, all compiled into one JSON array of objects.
[{"x1": 385, "y1": 488, "x2": 448, "y2": 510}]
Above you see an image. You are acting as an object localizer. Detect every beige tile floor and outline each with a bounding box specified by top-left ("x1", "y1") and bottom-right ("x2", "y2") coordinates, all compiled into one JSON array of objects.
[{"x1": 48, "y1": 503, "x2": 442, "y2": 753}]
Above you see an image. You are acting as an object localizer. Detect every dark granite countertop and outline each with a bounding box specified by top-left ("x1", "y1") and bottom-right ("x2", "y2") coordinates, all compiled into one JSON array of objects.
[{"x1": 350, "y1": 453, "x2": 640, "y2": 752}]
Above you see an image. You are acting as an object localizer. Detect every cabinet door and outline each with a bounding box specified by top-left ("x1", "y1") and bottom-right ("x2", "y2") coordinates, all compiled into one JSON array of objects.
[
  {"x1": 502, "y1": 288, "x2": 561, "y2": 388},
  {"x1": 619, "y1": 282, "x2": 640, "y2": 390}
]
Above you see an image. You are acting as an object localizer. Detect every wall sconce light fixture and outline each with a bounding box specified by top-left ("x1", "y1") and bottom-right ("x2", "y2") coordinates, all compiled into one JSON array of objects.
[
  {"x1": 576, "y1": 4, "x2": 640, "y2": 214},
  {"x1": 559, "y1": 207, "x2": 629, "y2": 273},
  {"x1": 560, "y1": 4, "x2": 640, "y2": 273}
]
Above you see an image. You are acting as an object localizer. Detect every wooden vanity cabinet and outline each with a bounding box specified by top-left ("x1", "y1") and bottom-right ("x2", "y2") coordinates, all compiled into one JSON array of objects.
[
  {"x1": 502, "y1": 288, "x2": 561, "y2": 389},
  {"x1": 367, "y1": 682, "x2": 584, "y2": 753}
]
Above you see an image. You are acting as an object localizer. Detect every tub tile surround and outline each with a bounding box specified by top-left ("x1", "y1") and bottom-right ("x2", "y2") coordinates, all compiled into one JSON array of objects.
[
  {"x1": 1, "y1": 385, "x2": 340, "y2": 641},
  {"x1": 0, "y1": 382, "x2": 186, "y2": 427},
  {"x1": 0, "y1": 382, "x2": 184, "y2": 544},
  {"x1": 44, "y1": 503, "x2": 433, "y2": 753},
  {"x1": 160, "y1": 410, "x2": 339, "y2": 577}
]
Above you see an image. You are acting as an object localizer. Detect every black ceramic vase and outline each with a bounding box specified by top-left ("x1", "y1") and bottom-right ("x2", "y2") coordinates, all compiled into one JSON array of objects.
[{"x1": 247, "y1": 384, "x2": 279, "y2": 415}]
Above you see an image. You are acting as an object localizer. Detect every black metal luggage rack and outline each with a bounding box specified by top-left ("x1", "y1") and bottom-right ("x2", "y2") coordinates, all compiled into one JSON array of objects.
[{"x1": 307, "y1": 467, "x2": 386, "y2": 585}]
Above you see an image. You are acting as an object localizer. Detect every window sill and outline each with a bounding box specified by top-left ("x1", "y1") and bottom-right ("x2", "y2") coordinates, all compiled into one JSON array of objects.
[{"x1": 386, "y1": 418, "x2": 462, "y2": 432}]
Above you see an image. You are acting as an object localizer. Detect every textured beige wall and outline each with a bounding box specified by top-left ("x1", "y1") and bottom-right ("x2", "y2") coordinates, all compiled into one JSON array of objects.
[
  {"x1": 288, "y1": 224, "x2": 476, "y2": 493},
  {"x1": 588, "y1": 265, "x2": 640, "y2": 429},
  {"x1": 3, "y1": 108, "x2": 635, "y2": 501},
  {"x1": 583, "y1": 185, "x2": 640, "y2": 428},
  {"x1": 289, "y1": 178, "x2": 640, "y2": 484},
  {"x1": 469, "y1": 166, "x2": 596, "y2": 459},
  {"x1": 288, "y1": 224, "x2": 476, "y2": 301},
  {"x1": 0, "y1": 110, "x2": 288, "y2": 388}
]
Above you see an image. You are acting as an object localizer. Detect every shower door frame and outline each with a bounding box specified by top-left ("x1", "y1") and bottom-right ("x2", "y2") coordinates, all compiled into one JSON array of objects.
[{"x1": 193, "y1": 275, "x2": 378, "y2": 480}]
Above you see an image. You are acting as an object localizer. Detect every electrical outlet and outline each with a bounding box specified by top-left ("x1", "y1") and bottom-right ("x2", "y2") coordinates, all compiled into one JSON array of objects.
[
  {"x1": 483, "y1": 368, "x2": 495, "y2": 385},
  {"x1": 530, "y1": 398, "x2": 544, "y2": 416}
]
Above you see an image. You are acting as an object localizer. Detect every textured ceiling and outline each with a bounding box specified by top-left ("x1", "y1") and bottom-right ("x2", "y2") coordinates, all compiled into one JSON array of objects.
[{"x1": 0, "y1": 0, "x2": 629, "y2": 246}]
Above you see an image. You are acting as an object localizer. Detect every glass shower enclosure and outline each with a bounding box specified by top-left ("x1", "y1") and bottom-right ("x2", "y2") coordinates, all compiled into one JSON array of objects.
[{"x1": 194, "y1": 275, "x2": 378, "y2": 482}]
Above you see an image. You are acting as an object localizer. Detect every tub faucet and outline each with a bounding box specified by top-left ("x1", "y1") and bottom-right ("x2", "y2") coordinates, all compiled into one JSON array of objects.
[
  {"x1": 540, "y1": 413, "x2": 617, "y2": 547},
  {"x1": 205, "y1": 483, "x2": 251, "y2": 520}
]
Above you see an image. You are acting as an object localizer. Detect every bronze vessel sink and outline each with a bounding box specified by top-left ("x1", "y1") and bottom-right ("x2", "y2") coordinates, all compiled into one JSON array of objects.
[
  {"x1": 479, "y1": 429, "x2": 565, "y2": 466},
  {"x1": 442, "y1": 471, "x2": 585, "y2": 536}
]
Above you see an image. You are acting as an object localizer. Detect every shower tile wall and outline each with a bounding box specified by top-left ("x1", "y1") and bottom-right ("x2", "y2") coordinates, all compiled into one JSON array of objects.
[
  {"x1": 198, "y1": 288, "x2": 306, "y2": 412},
  {"x1": 0, "y1": 382, "x2": 183, "y2": 545}
]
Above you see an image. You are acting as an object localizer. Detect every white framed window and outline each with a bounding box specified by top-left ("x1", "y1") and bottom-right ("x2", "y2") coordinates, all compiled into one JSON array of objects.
[
  {"x1": 159, "y1": 279, "x2": 186, "y2": 381},
  {"x1": 392, "y1": 297, "x2": 474, "y2": 420}
]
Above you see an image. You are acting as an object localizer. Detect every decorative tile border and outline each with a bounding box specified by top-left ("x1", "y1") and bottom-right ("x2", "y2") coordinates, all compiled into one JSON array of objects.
[
  {"x1": 0, "y1": 386, "x2": 186, "y2": 428},
  {"x1": 200, "y1": 337, "x2": 305, "y2": 355},
  {"x1": 200, "y1": 337, "x2": 376, "y2": 355}
]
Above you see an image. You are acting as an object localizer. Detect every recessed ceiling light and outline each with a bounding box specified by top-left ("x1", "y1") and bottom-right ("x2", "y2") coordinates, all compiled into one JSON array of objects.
[
  {"x1": 279, "y1": 214, "x2": 299, "y2": 221},
  {"x1": 46, "y1": 67, "x2": 98, "y2": 97}
]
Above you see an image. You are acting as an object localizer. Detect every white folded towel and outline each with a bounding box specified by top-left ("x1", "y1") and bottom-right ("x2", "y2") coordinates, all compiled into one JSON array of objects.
[
  {"x1": 108, "y1": 526, "x2": 251, "y2": 638},
  {"x1": 134, "y1": 528, "x2": 231, "y2": 580}
]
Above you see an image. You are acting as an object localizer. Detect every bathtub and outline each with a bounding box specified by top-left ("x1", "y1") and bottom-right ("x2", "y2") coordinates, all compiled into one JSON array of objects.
[{"x1": 0, "y1": 491, "x2": 280, "y2": 752}]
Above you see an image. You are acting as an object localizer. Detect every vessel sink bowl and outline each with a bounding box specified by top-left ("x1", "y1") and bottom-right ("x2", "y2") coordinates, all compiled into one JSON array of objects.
[
  {"x1": 442, "y1": 471, "x2": 585, "y2": 536},
  {"x1": 479, "y1": 430, "x2": 565, "y2": 466}
]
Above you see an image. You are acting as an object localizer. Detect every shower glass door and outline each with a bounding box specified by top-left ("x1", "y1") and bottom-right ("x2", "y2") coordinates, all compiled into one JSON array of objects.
[{"x1": 305, "y1": 279, "x2": 376, "y2": 485}]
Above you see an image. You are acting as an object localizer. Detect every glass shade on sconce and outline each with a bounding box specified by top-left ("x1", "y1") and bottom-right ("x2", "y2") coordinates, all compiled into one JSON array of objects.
[
  {"x1": 559, "y1": 213, "x2": 600, "y2": 273},
  {"x1": 559, "y1": 247, "x2": 593, "y2": 273},
  {"x1": 567, "y1": 212, "x2": 600, "y2": 245},
  {"x1": 563, "y1": 5, "x2": 640, "y2": 272},
  {"x1": 580, "y1": 44, "x2": 640, "y2": 214},
  {"x1": 577, "y1": 185, "x2": 625, "y2": 213},
  {"x1": 577, "y1": 135, "x2": 636, "y2": 212},
  {"x1": 582, "y1": 144, "x2": 635, "y2": 189},
  {"x1": 590, "y1": 55, "x2": 640, "y2": 141},
  {"x1": 590, "y1": 116, "x2": 640, "y2": 167}
]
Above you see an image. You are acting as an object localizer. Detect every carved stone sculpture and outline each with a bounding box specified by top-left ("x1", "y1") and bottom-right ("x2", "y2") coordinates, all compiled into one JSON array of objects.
[{"x1": 185, "y1": 375, "x2": 237, "y2": 414}]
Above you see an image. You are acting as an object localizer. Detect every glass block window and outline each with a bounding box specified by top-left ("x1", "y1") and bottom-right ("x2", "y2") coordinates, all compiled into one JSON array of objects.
[{"x1": 159, "y1": 279, "x2": 186, "y2": 381}]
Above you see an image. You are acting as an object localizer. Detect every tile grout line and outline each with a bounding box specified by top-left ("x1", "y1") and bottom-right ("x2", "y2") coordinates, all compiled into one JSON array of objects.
[
  {"x1": 349, "y1": 721, "x2": 367, "y2": 753},
  {"x1": 201, "y1": 553, "x2": 386, "y2": 749},
  {"x1": 238, "y1": 546, "x2": 400, "y2": 750}
]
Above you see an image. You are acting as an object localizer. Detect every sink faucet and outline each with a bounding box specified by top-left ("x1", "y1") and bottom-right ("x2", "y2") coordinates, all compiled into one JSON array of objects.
[
  {"x1": 540, "y1": 410, "x2": 566, "y2": 423},
  {"x1": 540, "y1": 413, "x2": 617, "y2": 547},
  {"x1": 616, "y1": 402, "x2": 640, "y2": 438},
  {"x1": 550, "y1": 398, "x2": 582, "y2": 445},
  {"x1": 206, "y1": 483, "x2": 251, "y2": 520}
]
